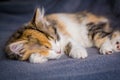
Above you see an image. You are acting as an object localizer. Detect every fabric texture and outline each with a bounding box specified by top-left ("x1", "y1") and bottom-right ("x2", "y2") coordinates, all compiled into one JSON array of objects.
[{"x1": 0, "y1": 0, "x2": 120, "y2": 80}]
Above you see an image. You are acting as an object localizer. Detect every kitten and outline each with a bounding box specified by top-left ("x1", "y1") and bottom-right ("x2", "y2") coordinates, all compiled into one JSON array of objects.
[{"x1": 5, "y1": 8, "x2": 120, "y2": 63}]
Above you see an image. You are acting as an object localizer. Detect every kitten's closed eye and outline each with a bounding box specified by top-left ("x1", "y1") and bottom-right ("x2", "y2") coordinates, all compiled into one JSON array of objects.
[{"x1": 45, "y1": 45, "x2": 50, "y2": 49}]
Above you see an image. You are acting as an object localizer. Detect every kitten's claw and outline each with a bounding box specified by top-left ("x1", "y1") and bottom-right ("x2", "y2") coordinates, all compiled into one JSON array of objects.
[
  {"x1": 29, "y1": 53, "x2": 48, "y2": 63},
  {"x1": 69, "y1": 46, "x2": 88, "y2": 59}
]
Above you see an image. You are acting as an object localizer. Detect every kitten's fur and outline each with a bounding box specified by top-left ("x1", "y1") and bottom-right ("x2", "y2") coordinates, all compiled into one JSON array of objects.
[{"x1": 5, "y1": 8, "x2": 120, "y2": 63}]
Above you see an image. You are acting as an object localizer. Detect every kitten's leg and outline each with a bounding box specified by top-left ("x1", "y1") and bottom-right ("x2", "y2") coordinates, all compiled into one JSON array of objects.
[
  {"x1": 64, "y1": 41, "x2": 88, "y2": 59},
  {"x1": 29, "y1": 53, "x2": 48, "y2": 63}
]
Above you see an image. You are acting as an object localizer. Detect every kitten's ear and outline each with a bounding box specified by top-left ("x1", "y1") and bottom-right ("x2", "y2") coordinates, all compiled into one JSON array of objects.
[
  {"x1": 31, "y1": 8, "x2": 45, "y2": 25},
  {"x1": 8, "y1": 41, "x2": 26, "y2": 54}
]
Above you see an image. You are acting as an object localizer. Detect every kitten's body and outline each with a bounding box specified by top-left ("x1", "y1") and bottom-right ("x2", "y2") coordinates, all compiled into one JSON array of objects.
[
  {"x1": 47, "y1": 13, "x2": 93, "y2": 47},
  {"x1": 5, "y1": 8, "x2": 120, "y2": 63}
]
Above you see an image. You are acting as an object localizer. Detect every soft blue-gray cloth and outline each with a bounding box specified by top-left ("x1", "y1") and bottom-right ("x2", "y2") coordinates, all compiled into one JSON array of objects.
[{"x1": 0, "y1": 0, "x2": 120, "y2": 80}]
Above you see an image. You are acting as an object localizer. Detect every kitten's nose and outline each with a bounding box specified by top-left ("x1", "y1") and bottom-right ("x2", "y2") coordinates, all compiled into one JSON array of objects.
[{"x1": 56, "y1": 50, "x2": 61, "y2": 54}]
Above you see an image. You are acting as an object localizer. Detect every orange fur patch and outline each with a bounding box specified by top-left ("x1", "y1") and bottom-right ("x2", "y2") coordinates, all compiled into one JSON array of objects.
[
  {"x1": 17, "y1": 29, "x2": 51, "y2": 60},
  {"x1": 22, "y1": 29, "x2": 51, "y2": 48}
]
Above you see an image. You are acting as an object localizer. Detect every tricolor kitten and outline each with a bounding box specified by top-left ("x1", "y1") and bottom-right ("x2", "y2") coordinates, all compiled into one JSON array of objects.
[{"x1": 5, "y1": 8, "x2": 120, "y2": 63}]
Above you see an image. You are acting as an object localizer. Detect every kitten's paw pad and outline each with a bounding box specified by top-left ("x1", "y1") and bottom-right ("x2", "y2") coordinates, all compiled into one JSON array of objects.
[
  {"x1": 29, "y1": 53, "x2": 48, "y2": 63},
  {"x1": 69, "y1": 47, "x2": 88, "y2": 59}
]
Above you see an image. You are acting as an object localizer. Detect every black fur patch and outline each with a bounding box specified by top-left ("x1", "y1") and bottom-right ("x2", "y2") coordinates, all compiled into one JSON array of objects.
[
  {"x1": 87, "y1": 22, "x2": 112, "y2": 40},
  {"x1": 64, "y1": 42, "x2": 72, "y2": 56}
]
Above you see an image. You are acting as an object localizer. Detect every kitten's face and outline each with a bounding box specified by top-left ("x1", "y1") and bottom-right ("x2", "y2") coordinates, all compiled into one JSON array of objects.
[
  {"x1": 6, "y1": 25, "x2": 62, "y2": 60},
  {"x1": 111, "y1": 31, "x2": 120, "y2": 52},
  {"x1": 6, "y1": 8, "x2": 63, "y2": 61}
]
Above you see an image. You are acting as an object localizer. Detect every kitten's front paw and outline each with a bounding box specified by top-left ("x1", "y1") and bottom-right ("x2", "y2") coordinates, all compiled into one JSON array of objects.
[
  {"x1": 69, "y1": 46, "x2": 88, "y2": 59},
  {"x1": 100, "y1": 40, "x2": 113, "y2": 55},
  {"x1": 29, "y1": 53, "x2": 48, "y2": 63}
]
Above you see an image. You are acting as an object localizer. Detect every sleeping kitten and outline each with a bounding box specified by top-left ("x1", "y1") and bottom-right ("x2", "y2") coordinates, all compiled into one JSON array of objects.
[{"x1": 5, "y1": 8, "x2": 120, "y2": 63}]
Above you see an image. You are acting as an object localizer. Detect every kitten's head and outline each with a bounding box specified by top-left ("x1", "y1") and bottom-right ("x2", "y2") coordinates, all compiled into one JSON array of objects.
[
  {"x1": 111, "y1": 31, "x2": 120, "y2": 52},
  {"x1": 5, "y1": 8, "x2": 63, "y2": 61}
]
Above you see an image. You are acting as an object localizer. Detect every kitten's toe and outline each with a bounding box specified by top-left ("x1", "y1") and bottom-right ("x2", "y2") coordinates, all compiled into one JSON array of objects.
[
  {"x1": 106, "y1": 51, "x2": 113, "y2": 54},
  {"x1": 69, "y1": 47, "x2": 88, "y2": 59},
  {"x1": 100, "y1": 47, "x2": 113, "y2": 55},
  {"x1": 100, "y1": 49, "x2": 113, "y2": 55},
  {"x1": 29, "y1": 53, "x2": 48, "y2": 63}
]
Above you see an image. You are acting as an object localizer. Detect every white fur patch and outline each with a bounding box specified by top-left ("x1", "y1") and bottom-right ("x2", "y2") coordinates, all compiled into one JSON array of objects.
[
  {"x1": 29, "y1": 53, "x2": 48, "y2": 63},
  {"x1": 69, "y1": 46, "x2": 88, "y2": 59},
  {"x1": 100, "y1": 39, "x2": 113, "y2": 54},
  {"x1": 69, "y1": 40, "x2": 88, "y2": 59},
  {"x1": 57, "y1": 14, "x2": 93, "y2": 47}
]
